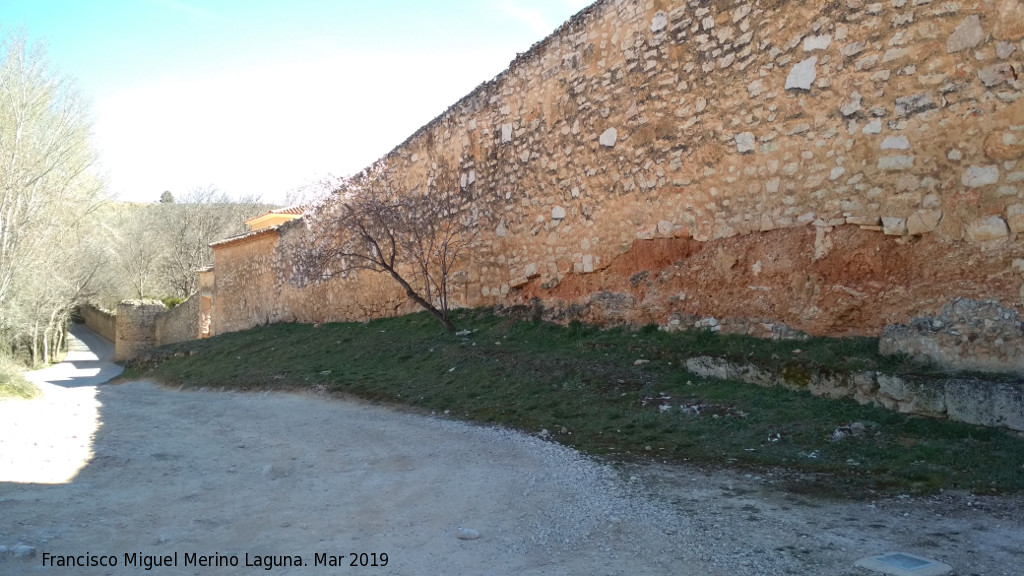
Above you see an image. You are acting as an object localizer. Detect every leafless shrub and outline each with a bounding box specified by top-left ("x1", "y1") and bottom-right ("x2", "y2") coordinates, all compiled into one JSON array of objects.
[{"x1": 296, "y1": 160, "x2": 476, "y2": 333}]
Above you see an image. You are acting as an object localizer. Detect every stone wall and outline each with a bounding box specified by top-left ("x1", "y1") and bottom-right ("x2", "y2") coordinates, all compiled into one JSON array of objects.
[
  {"x1": 115, "y1": 301, "x2": 166, "y2": 362},
  {"x1": 685, "y1": 355, "x2": 1024, "y2": 431},
  {"x1": 209, "y1": 0, "x2": 1024, "y2": 340},
  {"x1": 154, "y1": 295, "x2": 202, "y2": 347},
  {"x1": 80, "y1": 305, "x2": 116, "y2": 342},
  {"x1": 80, "y1": 298, "x2": 203, "y2": 362},
  {"x1": 880, "y1": 297, "x2": 1024, "y2": 373}
]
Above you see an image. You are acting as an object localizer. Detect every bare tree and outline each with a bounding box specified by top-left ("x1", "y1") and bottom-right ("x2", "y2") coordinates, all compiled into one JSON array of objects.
[
  {"x1": 0, "y1": 31, "x2": 106, "y2": 365},
  {"x1": 109, "y1": 206, "x2": 168, "y2": 299},
  {"x1": 157, "y1": 187, "x2": 264, "y2": 297},
  {"x1": 96, "y1": 188, "x2": 268, "y2": 303},
  {"x1": 297, "y1": 160, "x2": 475, "y2": 333}
]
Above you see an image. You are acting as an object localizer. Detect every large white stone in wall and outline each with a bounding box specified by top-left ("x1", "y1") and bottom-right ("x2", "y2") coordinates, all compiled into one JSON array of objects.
[
  {"x1": 878, "y1": 156, "x2": 915, "y2": 171},
  {"x1": 966, "y1": 215, "x2": 1010, "y2": 242},
  {"x1": 882, "y1": 217, "x2": 907, "y2": 236},
  {"x1": 840, "y1": 91, "x2": 862, "y2": 117},
  {"x1": 551, "y1": 206, "x2": 566, "y2": 220},
  {"x1": 803, "y1": 34, "x2": 832, "y2": 52},
  {"x1": 599, "y1": 128, "x2": 618, "y2": 147},
  {"x1": 946, "y1": 15, "x2": 984, "y2": 53},
  {"x1": 785, "y1": 57, "x2": 818, "y2": 91},
  {"x1": 962, "y1": 165, "x2": 1000, "y2": 187},
  {"x1": 501, "y1": 124, "x2": 513, "y2": 143},
  {"x1": 651, "y1": 11, "x2": 668, "y2": 32},
  {"x1": 881, "y1": 135, "x2": 910, "y2": 150},
  {"x1": 735, "y1": 132, "x2": 755, "y2": 153}
]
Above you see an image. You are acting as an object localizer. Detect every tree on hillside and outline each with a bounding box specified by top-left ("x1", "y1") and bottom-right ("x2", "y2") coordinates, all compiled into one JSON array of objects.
[
  {"x1": 159, "y1": 190, "x2": 174, "y2": 203},
  {"x1": 157, "y1": 187, "x2": 264, "y2": 297},
  {"x1": 296, "y1": 160, "x2": 476, "y2": 333},
  {"x1": 98, "y1": 189, "x2": 268, "y2": 303},
  {"x1": 110, "y1": 206, "x2": 167, "y2": 299},
  {"x1": 0, "y1": 32, "x2": 106, "y2": 365}
]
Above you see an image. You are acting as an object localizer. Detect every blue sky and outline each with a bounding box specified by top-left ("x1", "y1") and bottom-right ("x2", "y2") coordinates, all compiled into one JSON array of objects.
[{"x1": 1, "y1": 0, "x2": 592, "y2": 204}]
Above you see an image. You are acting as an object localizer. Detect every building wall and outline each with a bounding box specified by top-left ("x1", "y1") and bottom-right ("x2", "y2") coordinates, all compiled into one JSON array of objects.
[{"x1": 210, "y1": 0, "x2": 1024, "y2": 337}]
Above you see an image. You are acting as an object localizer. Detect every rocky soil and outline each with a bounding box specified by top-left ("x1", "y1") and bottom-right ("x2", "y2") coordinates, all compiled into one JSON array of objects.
[{"x1": 524, "y1": 226, "x2": 1024, "y2": 337}]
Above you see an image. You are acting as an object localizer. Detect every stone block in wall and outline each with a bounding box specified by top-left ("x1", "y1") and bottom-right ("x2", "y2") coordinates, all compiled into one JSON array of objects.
[
  {"x1": 785, "y1": 57, "x2": 817, "y2": 90},
  {"x1": 685, "y1": 356, "x2": 730, "y2": 380},
  {"x1": 962, "y1": 165, "x2": 1001, "y2": 187},
  {"x1": 912, "y1": 378, "x2": 951, "y2": 418},
  {"x1": 984, "y1": 131, "x2": 1024, "y2": 161},
  {"x1": 945, "y1": 379, "x2": 1024, "y2": 431},
  {"x1": 946, "y1": 15, "x2": 984, "y2": 53},
  {"x1": 965, "y1": 216, "x2": 1010, "y2": 243},
  {"x1": 881, "y1": 217, "x2": 907, "y2": 235},
  {"x1": 876, "y1": 374, "x2": 908, "y2": 412},
  {"x1": 906, "y1": 209, "x2": 942, "y2": 235},
  {"x1": 807, "y1": 372, "x2": 857, "y2": 400},
  {"x1": 1006, "y1": 205, "x2": 1024, "y2": 235},
  {"x1": 876, "y1": 375, "x2": 948, "y2": 417}
]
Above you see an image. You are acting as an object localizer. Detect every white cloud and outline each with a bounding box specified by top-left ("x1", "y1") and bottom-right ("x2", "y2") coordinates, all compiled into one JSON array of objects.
[{"x1": 94, "y1": 49, "x2": 511, "y2": 204}]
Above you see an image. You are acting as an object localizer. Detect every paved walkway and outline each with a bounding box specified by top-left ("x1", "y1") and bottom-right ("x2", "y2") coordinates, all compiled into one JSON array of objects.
[
  {"x1": 20, "y1": 324, "x2": 123, "y2": 390},
  {"x1": 1, "y1": 325, "x2": 121, "y2": 484}
]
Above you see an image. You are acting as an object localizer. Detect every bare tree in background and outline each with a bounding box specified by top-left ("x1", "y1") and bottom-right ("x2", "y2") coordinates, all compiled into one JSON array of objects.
[
  {"x1": 157, "y1": 187, "x2": 264, "y2": 297},
  {"x1": 109, "y1": 206, "x2": 167, "y2": 299},
  {"x1": 101, "y1": 188, "x2": 267, "y2": 302},
  {"x1": 297, "y1": 160, "x2": 476, "y2": 333}
]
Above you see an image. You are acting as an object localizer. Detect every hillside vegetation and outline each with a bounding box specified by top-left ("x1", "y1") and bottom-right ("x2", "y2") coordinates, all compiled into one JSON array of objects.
[{"x1": 0, "y1": 358, "x2": 39, "y2": 400}]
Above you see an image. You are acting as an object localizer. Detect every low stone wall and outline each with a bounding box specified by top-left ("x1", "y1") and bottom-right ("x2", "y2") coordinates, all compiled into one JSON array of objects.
[
  {"x1": 79, "y1": 297, "x2": 205, "y2": 362},
  {"x1": 80, "y1": 305, "x2": 116, "y2": 342},
  {"x1": 685, "y1": 356, "x2": 1024, "y2": 432},
  {"x1": 880, "y1": 298, "x2": 1024, "y2": 375},
  {"x1": 115, "y1": 301, "x2": 166, "y2": 363},
  {"x1": 155, "y1": 295, "x2": 201, "y2": 346}
]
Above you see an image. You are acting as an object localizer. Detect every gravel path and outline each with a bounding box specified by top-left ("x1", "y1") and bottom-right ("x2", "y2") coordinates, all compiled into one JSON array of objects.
[{"x1": 1, "y1": 327, "x2": 1022, "y2": 575}]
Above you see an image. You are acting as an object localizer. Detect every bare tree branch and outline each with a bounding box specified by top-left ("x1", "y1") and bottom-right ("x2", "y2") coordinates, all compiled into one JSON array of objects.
[{"x1": 295, "y1": 160, "x2": 477, "y2": 333}]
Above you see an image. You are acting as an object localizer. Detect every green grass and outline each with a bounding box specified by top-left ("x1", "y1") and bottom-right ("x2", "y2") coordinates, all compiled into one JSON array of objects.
[
  {"x1": 123, "y1": 308, "x2": 1024, "y2": 498},
  {"x1": 0, "y1": 358, "x2": 40, "y2": 400}
]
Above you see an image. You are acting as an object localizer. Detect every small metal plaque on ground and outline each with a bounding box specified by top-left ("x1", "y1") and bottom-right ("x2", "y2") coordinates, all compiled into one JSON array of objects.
[{"x1": 855, "y1": 552, "x2": 952, "y2": 576}]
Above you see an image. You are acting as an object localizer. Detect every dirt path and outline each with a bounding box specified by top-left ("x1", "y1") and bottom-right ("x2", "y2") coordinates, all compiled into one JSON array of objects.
[{"x1": 1, "y1": 327, "x2": 1021, "y2": 575}]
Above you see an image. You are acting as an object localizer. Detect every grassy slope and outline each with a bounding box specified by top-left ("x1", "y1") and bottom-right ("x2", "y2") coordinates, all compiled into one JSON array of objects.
[
  {"x1": 124, "y1": 309, "x2": 1024, "y2": 497},
  {"x1": 0, "y1": 360, "x2": 40, "y2": 400}
]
